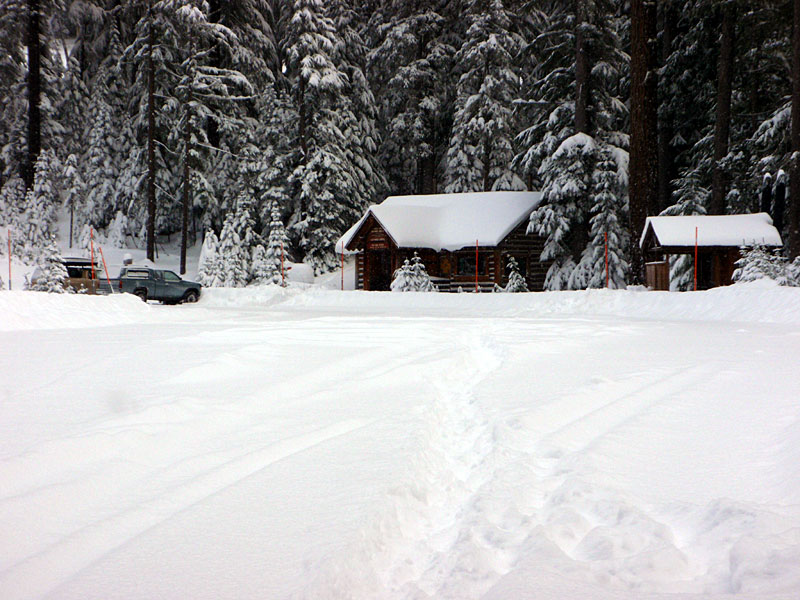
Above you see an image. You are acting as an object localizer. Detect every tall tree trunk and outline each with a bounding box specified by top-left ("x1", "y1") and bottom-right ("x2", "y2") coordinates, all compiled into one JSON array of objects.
[
  {"x1": 146, "y1": 1, "x2": 156, "y2": 262},
  {"x1": 181, "y1": 108, "x2": 190, "y2": 275},
  {"x1": 25, "y1": 0, "x2": 41, "y2": 191},
  {"x1": 575, "y1": 1, "x2": 590, "y2": 134},
  {"x1": 710, "y1": 2, "x2": 736, "y2": 215},
  {"x1": 629, "y1": 0, "x2": 659, "y2": 284},
  {"x1": 791, "y1": 0, "x2": 800, "y2": 258},
  {"x1": 657, "y1": 0, "x2": 677, "y2": 212}
]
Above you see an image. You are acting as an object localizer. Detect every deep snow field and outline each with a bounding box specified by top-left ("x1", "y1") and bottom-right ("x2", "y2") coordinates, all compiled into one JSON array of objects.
[{"x1": 1, "y1": 281, "x2": 800, "y2": 600}]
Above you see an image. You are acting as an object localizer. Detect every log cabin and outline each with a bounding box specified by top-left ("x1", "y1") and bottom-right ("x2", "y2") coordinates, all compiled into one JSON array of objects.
[
  {"x1": 639, "y1": 213, "x2": 783, "y2": 290},
  {"x1": 335, "y1": 192, "x2": 549, "y2": 291}
]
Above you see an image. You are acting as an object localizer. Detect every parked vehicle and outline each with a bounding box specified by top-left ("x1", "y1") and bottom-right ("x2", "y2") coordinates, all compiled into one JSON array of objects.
[
  {"x1": 112, "y1": 267, "x2": 202, "y2": 304},
  {"x1": 29, "y1": 257, "x2": 115, "y2": 294}
]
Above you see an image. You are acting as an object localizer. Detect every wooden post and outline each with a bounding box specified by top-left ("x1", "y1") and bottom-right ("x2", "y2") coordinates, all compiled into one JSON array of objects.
[
  {"x1": 694, "y1": 226, "x2": 698, "y2": 291},
  {"x1": 90, "y1": 228, "x2": 96, "y2": 281},
  {"x1": 341, "y1": 251, "x2": 344, "y2": 291},
  {"x1": 7, "y1": 229, "x2": 11, "y2": 290},
  {"x1": 475, "y1": 239, "x2": 479, "y2": 292},
  {"x1": 280, "y1": 241, "x2": 285, "y2": 286},
  {"x1": 98, "y1": 247, "x2": 113, "y2": 293},
  {"x1": 605, "y1": 231, "x2": 609, "y2": 288}
]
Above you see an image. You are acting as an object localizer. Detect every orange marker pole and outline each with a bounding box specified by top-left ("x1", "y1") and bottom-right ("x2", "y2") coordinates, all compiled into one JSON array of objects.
[
  {"x1": 341, "y1": 251, "x2": 344, "y2": 291},
  {"x1": 280, "y1": 241, "x2": 285, "y2": 286},
  {"x1": 605, "y1": 231, "x2": 609, "y2": 289},
  {"x1": 98, "y1": 247, "x2": 114, "y2": 293},
  {"x1": 90, "y1": 228, "x2": 96, "y2": 281},
  {"x1": 7, "y1": 229, "x2": 11, "y2": 290},
  {"x1": 694, "y1": 226, "x2": 698, "y2": 291},
  {"x1": 475, "y1": 239, "x2": 479, "y2": 293}
]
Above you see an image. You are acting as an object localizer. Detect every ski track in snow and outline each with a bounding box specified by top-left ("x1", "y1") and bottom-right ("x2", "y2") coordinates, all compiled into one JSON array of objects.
[
  {"x1": 299, "y1": 319, "x2": 800, "y2": 600},
  {"x1": 2, "y1": 289, "x2": 800, "y2": 600}
]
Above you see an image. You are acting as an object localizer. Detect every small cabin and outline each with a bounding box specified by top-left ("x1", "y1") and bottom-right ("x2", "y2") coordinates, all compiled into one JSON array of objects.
[
  {"x1": 639, "y1": 213, "x2": 783, "y2": 290},
  {"x1": 336, "y1": 191, "x2": 549, "y2": 291}
]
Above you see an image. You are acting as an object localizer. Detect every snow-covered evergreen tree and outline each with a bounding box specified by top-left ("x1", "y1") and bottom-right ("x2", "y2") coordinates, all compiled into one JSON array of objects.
[
  {"x1": 391, "y1": 252, "x2": 436, "y2": 291},
  {"x1": 13, "y1": 150, "x2": 59, "y2": 263},
  {"x1": 81, "y1": 84, "x2": 117, "y2": 230},
  {"x1": 517, "y1": 0, "x2": 627, "y2": 290},
  {"x1": 62, "y1": 154, "x2": 84, "y2": 248},
  {"x1": 496, "y1": 256, "x2": 528, "y2": 292},
  {"x1": 586, "y1": 148, "x2": 628, "y2": 289},
  {"x1": 732, "y1": 245, "x2": 797, "y2": 286},
  {"x1": 528, "y1": 133, "x2": 596, "y2": 290},
  {"x1": 445, "y1": 0, "x2": 523, "y2": 193},
  {"x1": 29, "y1": 236, "x2": 68, "y2": 293},
  {"x1": 197, "y1": 229, "x2": 223, "y2": 287},
  {"x1": 262, "y1": 200, "x2": 290, "y2": 285},
  {"x1": 410, "y1": 252, "x2": 437, "y2": 291},
  {"x1": 663, "y1": 167, "x2": 708, "y2": 291},
  {"x1": 217, "y1": 211, "x2": 249, "y2": 288},
  {"x1": 390, "y1": 258, "x2": 415, "y2": 292},
  {"x1": 367, "y1": 1, "x2": 455, "y2": 195}
]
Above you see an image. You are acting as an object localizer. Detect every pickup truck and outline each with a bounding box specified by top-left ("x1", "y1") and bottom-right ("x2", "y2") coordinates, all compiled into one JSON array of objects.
[{"x1": 102, "y1": 267, "x2": 202, "y2": 304}]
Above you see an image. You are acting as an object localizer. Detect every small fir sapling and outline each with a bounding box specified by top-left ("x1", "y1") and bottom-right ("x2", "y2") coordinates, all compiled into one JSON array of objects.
[
  {"x1": 390, "y1": 258, "x2": 415, "y2": 292},
  {"x1": 391, "y1": 253, "x2": 437, "y2": 292},
  {"x1": 496, "y1": 256, "x2": 528, "y2": 292},
  {"x1": 732, "y1": 245, "x2": 798, "y2": 286},
  {"x1": 410, "y1": 253, "x2": 437, "y2": 291}
]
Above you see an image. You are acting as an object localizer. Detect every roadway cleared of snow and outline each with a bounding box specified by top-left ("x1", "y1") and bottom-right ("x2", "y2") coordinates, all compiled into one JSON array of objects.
[{"x1": 1, "y1": 283, "x2": 799, "y2": 599}]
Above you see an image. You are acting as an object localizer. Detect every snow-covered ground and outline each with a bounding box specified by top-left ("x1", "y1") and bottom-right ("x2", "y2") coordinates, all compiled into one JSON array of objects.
[{"x1": 1, "y1": 283, "x2": 800, "y2": 600}]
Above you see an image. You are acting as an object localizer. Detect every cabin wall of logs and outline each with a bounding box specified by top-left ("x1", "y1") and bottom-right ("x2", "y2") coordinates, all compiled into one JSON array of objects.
[{"x1": 349, "y1": 218, "x2": 550, "y2": 291}]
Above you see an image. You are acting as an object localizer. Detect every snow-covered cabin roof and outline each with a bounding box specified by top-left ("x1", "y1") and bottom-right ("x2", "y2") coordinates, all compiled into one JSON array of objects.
[
  {"x1": 640, "y1": 213, "x2": 782, "y2": 249},
  {"x1": 336, "y1": 191, "x2": 543, "y2": 253}
]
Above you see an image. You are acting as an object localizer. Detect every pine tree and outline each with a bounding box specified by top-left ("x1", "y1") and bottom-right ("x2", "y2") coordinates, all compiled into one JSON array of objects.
[
  {"x1": 587, "y1": 148, "x2": 628, "y2": 288},
  {"x1": 445, "y1": 0, "x2": 523, "y2": 193},
  {"x1": 517, "y1": 0, "x2": 628, "y2": 290},
  {"x1": 410, "y1": 252, "x2": 437, "y2": 291},
  {"x1": 732, "y1": 244, "x2": 787, "y2": 284},
  {"x1": 29, "y1": 235, "x2": 67, "y2": 293},
  {"x1": 197, "y1": 229, "x2": 222, "y2": 287},
  {"x1": 62, "y1": 153, "x2": 84, "y2": 248},
  {"x1": 0, "y1": 0, "x2": 27, "y2": 190},
  {"x1": 367, "y1": 0, "x2": 456, "y2": 195},
  {"x1": 217, "y1": 210, "x2": 249, "y2": 287},
  {"x1": 390, "y1": 258, "x2": 414, "y2": 291},
  {"x1": 82, "y1": 84, "x2": 117, "y2": 230},
  {"x1": 284, "y1": 0, "x2": 350, "y2": 273},
  {"x1": 391, "y1": 252, "x2": 436, "y2": 291},
  {"x1": 13, "y1": 150, "x2": 58, "y2": 263},
  {"x1": 528, "y1": 133, "x2": 596, "y2": 290},
  {"x1": 264, "y1": 200, "x2": 290, "y2": 285},
  {"x1": 496, "y1": 256, "x2": 528, "y2": 292}
]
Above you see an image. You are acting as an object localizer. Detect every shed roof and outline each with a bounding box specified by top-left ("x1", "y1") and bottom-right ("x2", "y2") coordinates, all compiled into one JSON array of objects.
[
  {"x1": 336, "y1": 191, "x2": 543, "y2": 253},
  {"x1": 640, "y1": 213, "x2": 782, "y2": 249}
]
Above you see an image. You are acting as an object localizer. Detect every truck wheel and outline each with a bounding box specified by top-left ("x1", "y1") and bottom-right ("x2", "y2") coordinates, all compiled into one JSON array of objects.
[
  {"x1": 134, "y1": 289, "x2": 147, "y2": 302},
  {"x1": 182, "y1": 290, "x2": 199, "y2": 304}
]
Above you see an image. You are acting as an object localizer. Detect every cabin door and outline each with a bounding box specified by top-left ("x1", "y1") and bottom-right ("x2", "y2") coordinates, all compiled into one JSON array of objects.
[{"x1": 368, "y1": 250, "x2": 392, "y2": 291}]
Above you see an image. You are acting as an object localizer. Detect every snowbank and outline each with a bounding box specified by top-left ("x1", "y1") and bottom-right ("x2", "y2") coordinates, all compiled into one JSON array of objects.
[
  {"x1": 3, "y1": 279, "x2": 799, "y2": 332},
  {"x1": 0, "y1": 291, "x2": 153, "y2": 331},
  {"x1": 279, "y1": 279, "x2": 800, "y2": 325}
]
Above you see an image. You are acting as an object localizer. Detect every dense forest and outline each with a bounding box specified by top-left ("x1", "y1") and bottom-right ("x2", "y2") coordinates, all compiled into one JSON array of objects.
[{"x1": 1, "y1": 0, "x2": 799, "y2": 289}]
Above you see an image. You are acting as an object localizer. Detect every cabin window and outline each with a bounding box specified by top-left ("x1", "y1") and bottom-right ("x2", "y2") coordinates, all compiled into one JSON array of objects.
[{"x1": 457, "y1": 254, "x2": 489, "y2": 276}]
